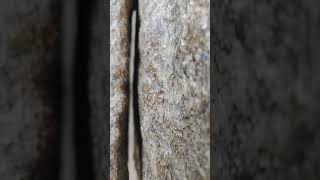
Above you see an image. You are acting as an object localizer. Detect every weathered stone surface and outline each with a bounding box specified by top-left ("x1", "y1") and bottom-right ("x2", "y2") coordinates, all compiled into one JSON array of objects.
[
  {"x1": 110, "y1": 0, "x2": 131, "y2": 179},
  {"x1": 138, "y1": 0, "x2": 210, "y2": 179},
  {"x1": 89, "y1": 0, "x2": 108, "y2": 179},
  {"x1": 211, "y1": 1, "x2": 320, "y2": 180},
  {"x1": 0, "y1": 1, "x2": 61, "y2": 180}
]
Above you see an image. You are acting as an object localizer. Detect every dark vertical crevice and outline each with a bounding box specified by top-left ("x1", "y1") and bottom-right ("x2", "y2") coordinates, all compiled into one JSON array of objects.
[
  {"x1": 131, "y1": 0, "x2": 143, "y2": 177},
  {"x1": 74, "y1": 0, "x2": 94, "y2": 179}
]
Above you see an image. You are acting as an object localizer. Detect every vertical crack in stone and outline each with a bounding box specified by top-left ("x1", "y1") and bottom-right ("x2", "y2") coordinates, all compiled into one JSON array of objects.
[
  {"x1": 128, "y1": 10, "x2": 137, "y2": 180},
  {"x1": 128, "y1": 5, "x2": 142, "y2": 179},
  {"x1": 132, "y1": 0, "x2": 143, "y2": 177}
]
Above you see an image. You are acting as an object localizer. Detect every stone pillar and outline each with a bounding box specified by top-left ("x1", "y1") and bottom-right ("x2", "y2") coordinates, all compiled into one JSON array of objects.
[
  {"x1": 138, "y1": 0, "x2": 210, "y2": 179},
  {"x1": 110, "y1": 0, "x2": 132, "y2": 179}
]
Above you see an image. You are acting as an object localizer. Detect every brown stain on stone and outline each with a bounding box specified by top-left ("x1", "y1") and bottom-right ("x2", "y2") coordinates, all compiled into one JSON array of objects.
[
  {"x1": 113, "y1": 65, "x2": 129, "y2": 94},
  {"x1": 116, "y1": 81, "x2": 129, "y2": 94},
  {"x1": 112, "y1": 65, "x2": 128, "y2": 80}
]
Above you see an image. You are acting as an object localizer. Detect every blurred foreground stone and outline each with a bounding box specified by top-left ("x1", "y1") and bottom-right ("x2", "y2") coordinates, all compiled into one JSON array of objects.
[
  {"x1": 89, "y1": 0, "x2": 109, "y2": 179},
  {"x1": 0, "y1": 1, "x2": 61, "y2": 179},
  {"x1": 211, "y1": 1, "x2": 320, "y2": 179}
]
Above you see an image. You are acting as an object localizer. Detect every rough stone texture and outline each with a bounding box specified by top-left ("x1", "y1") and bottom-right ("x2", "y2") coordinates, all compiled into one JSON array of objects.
[
  {"x1": 89, "y1": 0, "x2": 108, "y2": 179},
  {"x1": 138, "y1": 0, "x2": 210, "y2": 179},
  {"x1": 211, "y1": 0, "x2": 320, "y2": 180},
  {"x1": 110, "y1": 0, "x2": 131, "y2": 179},
  {"x1": 0, "y1": 1, "x2": 61, "y2": 180}
]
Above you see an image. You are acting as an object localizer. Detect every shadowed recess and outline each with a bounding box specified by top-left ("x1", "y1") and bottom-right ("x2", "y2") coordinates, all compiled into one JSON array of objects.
[
  {"x1": 74, "y1": 0, "x2": 95, "y2": 179},
  {"x1": 132, "y1": 0, "x2": 143, "y2": 177}
]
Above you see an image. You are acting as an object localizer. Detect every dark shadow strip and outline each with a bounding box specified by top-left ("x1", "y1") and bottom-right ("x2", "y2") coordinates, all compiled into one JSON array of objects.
[
  {"x1": 33, "y1": 2, "x2": 62, "y2": 179},
  {"x1": 60, "y1": 0, "x2": 76, "y2": 178},
  {"x1": 74, "y1": 0, "x2": 94, "y2": 179}
]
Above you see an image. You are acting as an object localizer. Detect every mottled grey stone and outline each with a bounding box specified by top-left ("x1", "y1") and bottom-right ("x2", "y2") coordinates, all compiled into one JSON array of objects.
[
  {"x1": 110, "y1": 0, "x2": 132, "y2": 179},
  {"x1": 0, "y1": 1, "x2": 61, "y2": 180},
  {"x1": 211, "y1": 1, "x2": 320, "y2": 180},
  {"x1": 138, "y1": 0, "x2": 210, "y2": 179}
]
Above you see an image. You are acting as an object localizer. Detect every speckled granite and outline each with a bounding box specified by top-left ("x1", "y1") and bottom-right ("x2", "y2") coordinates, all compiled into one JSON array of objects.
[
  {"x1": 110, "y1": 0, "x2": 132, "y2": 179},
  {"x1": 138, "y1": 0, "x2": 210, "y2": 179}
]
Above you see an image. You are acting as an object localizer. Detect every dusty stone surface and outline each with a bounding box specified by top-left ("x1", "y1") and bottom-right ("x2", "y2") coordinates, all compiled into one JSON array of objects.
[
  {"x1": 110, "y1": 0, "x2": 132, "y2": 179},
  {"x1": 211, "y1": 1, "x2": 320, "y2": 180},
  {"x1": 138, "y1": 0, "x2": 210, "y2": 179},
  {"x1": 0, "y1": 1, "x2": 61, "y2": 180}
]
